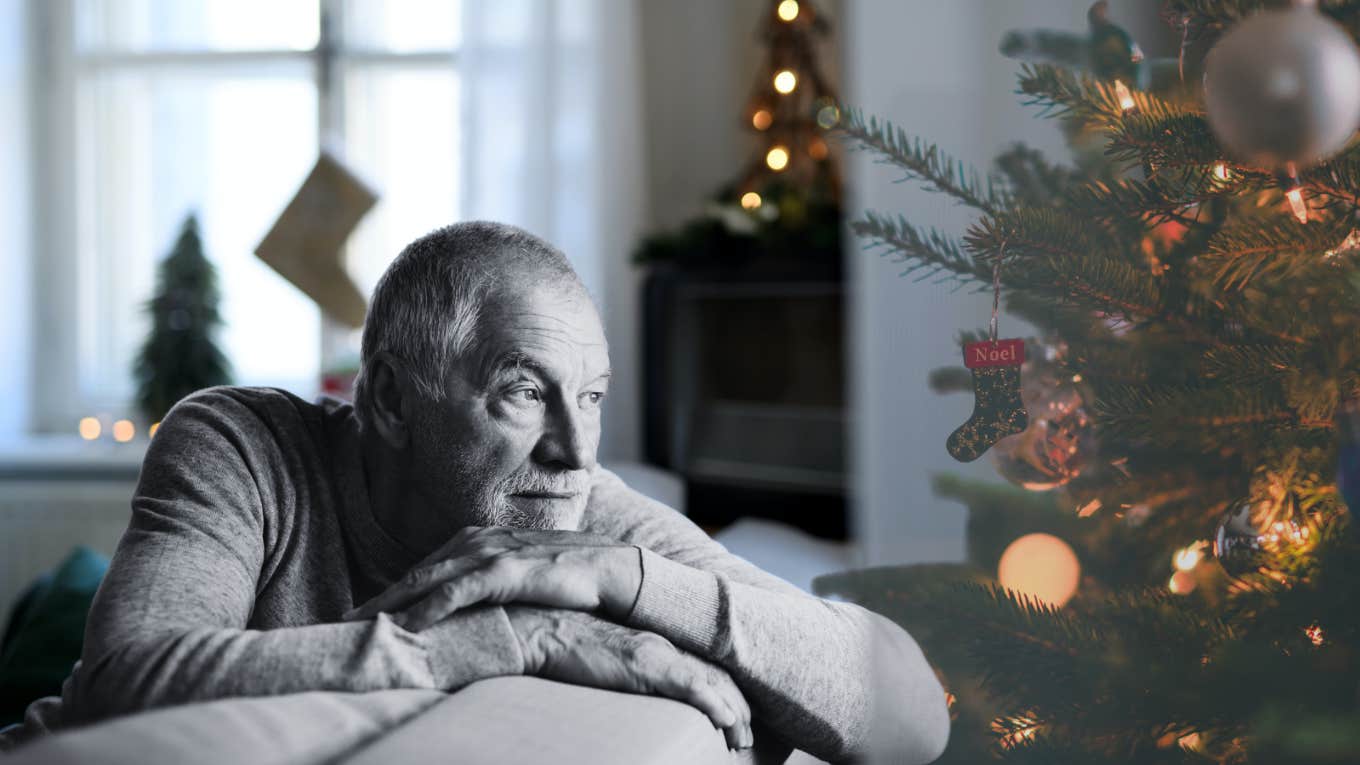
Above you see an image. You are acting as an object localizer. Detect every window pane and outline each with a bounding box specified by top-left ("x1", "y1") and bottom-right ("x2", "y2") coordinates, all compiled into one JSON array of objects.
[
  {"x1": 343, "y1": 0, "x2": 461, "y2": 52},
  {"x1": 76, "y1": 68, "x2": 321, "y2": 410},
  {"x1": 76, "y1": 0, "x2": 319, "y2": 53},
  {"x1": 341, "y1": 66, "x2": 460, "y2": 304}
]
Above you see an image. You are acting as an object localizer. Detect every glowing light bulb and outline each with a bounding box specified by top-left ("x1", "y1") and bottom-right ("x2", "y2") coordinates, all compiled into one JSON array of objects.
[
  {"x1": 765, "y1": 146, "x2": 790, "y2": 171},
  {"x1": 1168, "y1": 570, "x2": 1196, "y2": 595},
  {"x1": 773, "y1": 70, "x2": 797, "y2": 94},
  {"x1": 740, "y1": 192, "x2": 762, "y2": 210},
  {"x1": 1174, "y1": 545, "x2": 1203, "y2": 571},
  {"x1": 751, "y1": 109, "x2": 772, "y2": 131},
  {"x1": 1113, "y1": 79, "x2": 1136, "y2": 113},
  {"x1": 79, "y1": 417, "x2": 101, "y2": 440},
  {"x1": 1212, "y1": 162, "x2": 1231, "y2": 182},
  {"x1": 1286, "y1": 187, "x2": 1308, "y2": 223},
  {"x1": 113, "y1": 419, "x2": 135, "y2": 442},
  {"x1": 777, "y1": 0, "x2": 799, "y2": 22}
]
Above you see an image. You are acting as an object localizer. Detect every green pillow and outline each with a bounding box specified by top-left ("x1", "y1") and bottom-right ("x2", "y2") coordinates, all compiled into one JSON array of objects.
[{"x1": 0, "y1": 546, "x2": 109, "y2": 727}]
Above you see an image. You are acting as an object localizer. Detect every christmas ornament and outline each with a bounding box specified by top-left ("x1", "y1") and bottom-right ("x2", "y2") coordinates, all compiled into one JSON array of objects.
[
  {"x1": 1203, "y1": 4, "x2": 1360, "y2": 168},
  {"x1": 1213, "y1": 504, "x2": 1309, "y2": 577},
  {"x1": 1213, "y1": 505, "x2": 1270, "y2": 578},
  {"x1": 992, "y1": 361, "x2": 1094, "y2": 491},
  {"x1": 947, "y1": 251, "x2": 1028, "y2": 462}
]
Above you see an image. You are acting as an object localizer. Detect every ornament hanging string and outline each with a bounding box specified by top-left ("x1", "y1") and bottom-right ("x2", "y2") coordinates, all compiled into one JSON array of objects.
[
  {"x1": 1177, "y1": 14, "x2": 1189, "y2": 84},
  {"x1": 947, "y1": 238, "x2": 1027, "y2": 462},
  {"x1": 989, "y1": 240, "x2": 1006, "y2": 343}
]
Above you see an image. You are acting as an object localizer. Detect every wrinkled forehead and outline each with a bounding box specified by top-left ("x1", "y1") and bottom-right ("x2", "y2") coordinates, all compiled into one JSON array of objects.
[{"x1": 463, "y1": 279, "x2": 609, "y2": 384}]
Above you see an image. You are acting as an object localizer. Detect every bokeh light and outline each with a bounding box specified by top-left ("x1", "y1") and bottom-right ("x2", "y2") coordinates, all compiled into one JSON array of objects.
[
  {"x1": 997, "y1": 533, "x2": 1080, "y2": 607},
  {"x1": 78, "y1": 417, "x2": 101, "y2": 440},
  {"x1": 777, "y1": 0, "x2": 799, "y2": 22},
  {"x1": 113, "y1": 419, "x2": 135, "y2": 442},
  {"x1": 752, "y1": 108, "x2": 773, "y2": 131},
  {"x1": 765, "y1": 146, "x2": 790, "y2": 171},
  {"x1": 815, "y1": 103, "x2": 840, "y2": 129},
  {"x1": 773, "y1": 70, "x2": 797, "y2": 94},
  {"x1": 740, "y1": 192, "x2": 762, "y2": 209}
]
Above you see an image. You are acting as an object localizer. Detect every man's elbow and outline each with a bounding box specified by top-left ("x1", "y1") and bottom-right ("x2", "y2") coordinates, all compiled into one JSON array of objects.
[
  {"x1": 914, "y1": 693, "x2": 951, "y2": 764},
  {"x1": 880, "y1": 689, "x2": 950, "y2": 765}
]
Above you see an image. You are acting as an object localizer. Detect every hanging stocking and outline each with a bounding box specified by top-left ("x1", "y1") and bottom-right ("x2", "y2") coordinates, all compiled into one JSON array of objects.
[
  {"x1": 946, "y1": 244, "x2": 1028, "y2": 462},
  {"x1": 946, "y1": 339, "x2": 1028, "y2": 461}
]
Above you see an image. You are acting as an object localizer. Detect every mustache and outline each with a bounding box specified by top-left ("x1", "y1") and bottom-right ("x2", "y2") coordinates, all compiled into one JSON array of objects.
[{"x1": 499, "y1": 471, "x2": 590, "y2": 497}]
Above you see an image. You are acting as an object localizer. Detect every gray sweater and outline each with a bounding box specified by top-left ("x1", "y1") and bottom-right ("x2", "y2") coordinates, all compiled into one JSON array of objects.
[{"x1": 2, "y1": 387, "x2": 947, "y2": 762}]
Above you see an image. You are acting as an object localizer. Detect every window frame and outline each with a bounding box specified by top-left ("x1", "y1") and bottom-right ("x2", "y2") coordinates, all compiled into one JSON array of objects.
[{"x1": 29, "y1": 0, "x2": 460, "y2": 434}]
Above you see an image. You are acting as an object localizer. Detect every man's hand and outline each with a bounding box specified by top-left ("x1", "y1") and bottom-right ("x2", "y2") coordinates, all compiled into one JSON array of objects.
[
  {"x1": 343, "y1": 527, "x2": 643, "y2": 631},
  {"x1": 507, "y1": 606, "x2": 753, "y2": 750}
]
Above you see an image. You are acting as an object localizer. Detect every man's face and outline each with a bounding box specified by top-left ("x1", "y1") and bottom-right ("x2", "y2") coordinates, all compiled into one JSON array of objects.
[{"x1": 405, "y1": 278, "x2": 610, "y2": 537}]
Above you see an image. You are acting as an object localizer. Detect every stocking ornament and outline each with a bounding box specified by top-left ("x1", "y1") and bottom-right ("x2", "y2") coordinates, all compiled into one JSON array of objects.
[{"x1": 947, "y1": 248, "x2": 1028, "y2": 462}]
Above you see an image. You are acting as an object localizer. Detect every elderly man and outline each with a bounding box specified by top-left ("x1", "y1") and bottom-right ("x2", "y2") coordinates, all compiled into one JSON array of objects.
[{"x1": 3, "y1": 222, "x2": 948, "y2": 763}]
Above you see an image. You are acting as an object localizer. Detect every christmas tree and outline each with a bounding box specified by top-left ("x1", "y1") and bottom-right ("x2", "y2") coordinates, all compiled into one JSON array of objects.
[
  {"x1": 133, "y1": 214, "x2": 232, "y2": 424},
  {"x1": 634, "y1": 0, "x2": 842, "y2": 265},
  {"x1": 817, "y1": 2, "x2": 1360, "y2": 762}
]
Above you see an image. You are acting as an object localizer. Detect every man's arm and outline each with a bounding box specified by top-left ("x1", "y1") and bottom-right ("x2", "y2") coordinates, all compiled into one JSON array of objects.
[
  {"x1": 584, "y1": 468, "x2": 951, "y2": 764},
  {"x1": 66, "y1": 391, "x2": 525, "y2": 726}
]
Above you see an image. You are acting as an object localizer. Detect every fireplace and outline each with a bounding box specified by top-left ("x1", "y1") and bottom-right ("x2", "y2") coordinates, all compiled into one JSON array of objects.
[{"x1": 642, "y1": 259, "x2": 847, "y2": 539}]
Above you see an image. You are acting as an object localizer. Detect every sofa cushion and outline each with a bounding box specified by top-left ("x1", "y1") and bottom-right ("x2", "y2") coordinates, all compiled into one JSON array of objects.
[{"x1": 0, "y1": 546, "x2": 108, "y2": 727}]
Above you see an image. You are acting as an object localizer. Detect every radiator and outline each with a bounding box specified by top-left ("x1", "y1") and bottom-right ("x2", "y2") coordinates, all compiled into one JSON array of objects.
[{"x1": 0, "y1": 479, "x2": 136, "y2": 617}]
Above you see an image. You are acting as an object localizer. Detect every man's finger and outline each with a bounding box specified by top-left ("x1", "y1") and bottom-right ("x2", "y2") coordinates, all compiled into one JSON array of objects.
[
  {"x1": 653, "y1": 658, "x2": 743, "y2": 746},
  {"x1": 345, "y1": 558, "x2": 480, "y2": 620},
  {"x1": 706, "y1": 665, "x2": 753, "y2": 749},
  {"x1": 393, "y1": 571, "x2": 494, "y2": 632}
]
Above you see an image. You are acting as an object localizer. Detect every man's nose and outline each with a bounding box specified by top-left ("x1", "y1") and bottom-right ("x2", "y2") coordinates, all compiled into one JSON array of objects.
[{"x1": 536, "y1": 399, "x2": 596, "y2": 472}]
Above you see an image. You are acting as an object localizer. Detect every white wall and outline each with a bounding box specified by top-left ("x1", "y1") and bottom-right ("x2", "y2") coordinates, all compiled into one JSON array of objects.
[
  {"x1": 0, "y1": 0, "x2": 32, "y2": 438},
  {"x1": 846, "y1": 0, "x2": 1100, "y2": 565}
]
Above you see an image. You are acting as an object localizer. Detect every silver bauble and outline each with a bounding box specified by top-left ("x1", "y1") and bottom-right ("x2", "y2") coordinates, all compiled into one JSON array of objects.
[
  {"x1": 1212, "y1": 504, "x2": 1309, "y2": 578},
  {"x1": 1212, "y1": 505, "x2": 1269, "y2": 578},
  {"x1": 1203, "y1": 7, "x2": 1360, "y2": 167},
  {"x1": 992, "y1": 353, "x2": 1095, "y2": 492}
]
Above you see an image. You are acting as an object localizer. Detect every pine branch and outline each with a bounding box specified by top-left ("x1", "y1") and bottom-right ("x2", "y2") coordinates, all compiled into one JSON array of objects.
[
  {"x1": 851, "y1": 210, "x2": 988, "y2": 286},
  {"x1": 967, "y1": 211, "x2": 1164, "y2": 324},
  {"x1": 1106, "y1": 114, "x2": 1220, "y2": 171},
  {"x1": 1201, "y1": 345, "x2": 1307, "y2": 389},
  {"x1": 997, "y1": 735, "x2": 1206, "y2": 764},
  {"x1": 1069, "y1": 173, "x2": 1215, "y2": 223},
  {"x1": 1162, "y1": 0, "x2": 1265, "y2": 32},
  {"x1": 836, "y1": 109, "x2": 1011, "y2": 214},
  {"x1": 1017, "y1": 64, "x2": 1191, "y2": 131},
  {"x1": 1095, "y1": 384, "x2": 1331, "y2": 448},
  {"x1": 1197, "y1": 216, "x2": 1352, "y2": 291},
  {"x1": 994, "y1": 143, "x2": 1083, "y2": 207}
]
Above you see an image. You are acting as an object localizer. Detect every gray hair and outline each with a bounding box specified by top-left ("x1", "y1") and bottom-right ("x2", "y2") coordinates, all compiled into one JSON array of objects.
[{"x1": 351, "y1": 221, "x2": 580, "y2": 431}]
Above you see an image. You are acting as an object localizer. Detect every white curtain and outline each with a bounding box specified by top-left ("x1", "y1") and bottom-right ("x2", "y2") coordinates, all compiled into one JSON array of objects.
[
  {"x1": 460, "y1": 0, "x2": 647, "y2": 461},
  {"x1": 0, "y1": 0, "x2": 32, "y2": 438}
]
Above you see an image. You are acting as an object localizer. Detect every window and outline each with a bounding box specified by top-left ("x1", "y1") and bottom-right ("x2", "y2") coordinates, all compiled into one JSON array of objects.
[{"x1": 37, "y1": 0, "x2": 461, "y2": 431}]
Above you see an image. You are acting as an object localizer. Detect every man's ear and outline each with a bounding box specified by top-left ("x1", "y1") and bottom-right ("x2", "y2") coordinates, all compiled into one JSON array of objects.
[{"x1": 368, "y1": 351, "x2": 413, "y2": 449}]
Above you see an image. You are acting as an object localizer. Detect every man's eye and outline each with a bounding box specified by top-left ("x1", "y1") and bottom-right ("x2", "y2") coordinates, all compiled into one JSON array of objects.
[
  {"x1": 583, "y1": 391, "x2": 605, "y2": 406},
  {"x1": 509, "y1": 388, "x2": 542, "y2": 404}
]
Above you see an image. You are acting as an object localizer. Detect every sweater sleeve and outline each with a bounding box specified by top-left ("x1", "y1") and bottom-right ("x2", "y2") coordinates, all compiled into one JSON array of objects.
[
  {"x1": 65, "y1": 392, "x2": 524, "y2": 727},
  {"x1": 583, "y1": 468, "x2": 950, "y2": 764}
]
